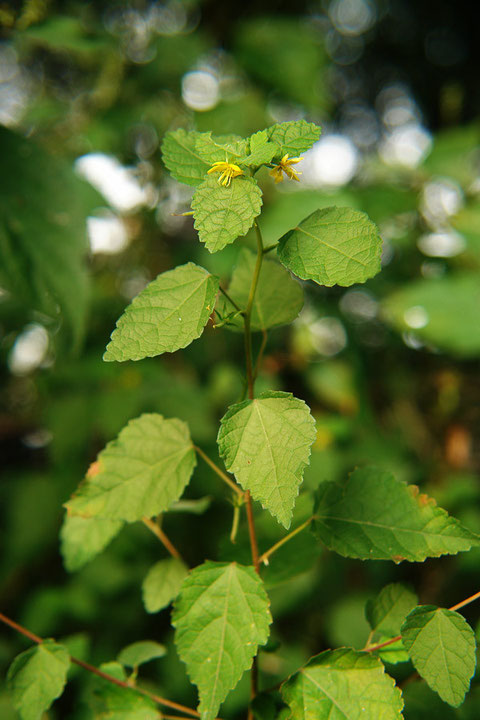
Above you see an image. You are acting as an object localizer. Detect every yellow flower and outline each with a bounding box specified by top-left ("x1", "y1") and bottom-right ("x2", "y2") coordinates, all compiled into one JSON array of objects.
[
  {"x1": 207, "y1": 161, "x2": 244, "y2": 187},
  {"x1": 269, "y1": 154, "x2": 303, "y2": 184}
]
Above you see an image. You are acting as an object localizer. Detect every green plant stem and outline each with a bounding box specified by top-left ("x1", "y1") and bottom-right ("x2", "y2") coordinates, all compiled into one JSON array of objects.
[
  {"x1": 262, "y1": 242, "x2": 279, "y2": 255},
  {"x1": 194, "y1": 445, "x2": 243, "y2": 497},
  {"x1": 363, "y1": 588, "x2": 480, "y2": 653},
  {"x1": 243, "y1": 221, "x2": 265, "y2": 718},
  {"x1": 253, "y1": 329, "x2": 268, "y2": 382},
  {"x1": 0, "y1": 611, "x2": 200, "y2": 718},
  {"x1": 142, "y1": 517, "x2": 184, "y2": 561},
  {"x1": 258, "y1": 516, "x2": 315, "y2": 565},
  {"x1": 219, "y1": 285, "x2": 243, "y2": 313},
  {"x1": 244, "y1": 222, "x2": 264, "y2": 401}
]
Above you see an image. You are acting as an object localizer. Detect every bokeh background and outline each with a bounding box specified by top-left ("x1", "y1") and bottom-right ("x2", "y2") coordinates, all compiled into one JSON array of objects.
[{"x1": 1, "y1": 1, "x2": 480, "y2": 717}]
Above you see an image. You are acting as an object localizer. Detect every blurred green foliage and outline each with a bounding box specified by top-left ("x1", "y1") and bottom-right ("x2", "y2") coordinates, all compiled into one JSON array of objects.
[{"x1": 1, "y1": 1, "x2": 480, "y2": 718}]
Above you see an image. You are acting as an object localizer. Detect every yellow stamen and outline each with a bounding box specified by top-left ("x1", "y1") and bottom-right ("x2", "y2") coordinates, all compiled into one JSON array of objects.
[
  {"x1": 207, "y1": 161, "x2": 243, "y2": 187},
  {"x1": 269, "y1": 154, "x2": 303, "y2": 184}
]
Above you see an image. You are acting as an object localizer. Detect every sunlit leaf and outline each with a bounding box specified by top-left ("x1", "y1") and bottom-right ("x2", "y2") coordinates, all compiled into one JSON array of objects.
[
  {"x1": 173, "y1": 561, "x2": 271, "y2": 720},
  {"x1": 278, "y1": 206, "x2": 382, "y2": 287},
  {"x1": 281, "y1": 648, "x2": 403, "y2": 720},
  {"x1": 65, "y1": 413, "x2": 196, "y2": 522},
  {"x1": 142, "y1": 557, "x2": 189, "y2": 613},
  {"x1": 192, "y1": 175, "x2": 262, "y2": 253},
  {"x1": 7, "y1": 641, "x2": 70, "y2": 720},
  {"x1": 402, "y1": 606, "x2": 476, "y2": 707},
  {"x1": 218, "y1": 248, "x2": 304, "y2": 332},
  {"x1": 313, "y1": 467, "x2": 480, "y2": 561},
  {"x1": 60, "y1": 514, "x2": 123, "y2": 572},
  {"x1": 104, "y1": 263, "x2": 219, "y2": 362},
  {"x1": 161, "y1": 129, "x2": 212, "y2": 186},
  {"x1": 217, "y1": 391, "x2": 316, "y2": 527},
  {"x1": 117, "y1": 640, "x2": 166, "y2": 668},
  {"x1": 267, "y1": 120, "x2": 322, "y2": 156}
]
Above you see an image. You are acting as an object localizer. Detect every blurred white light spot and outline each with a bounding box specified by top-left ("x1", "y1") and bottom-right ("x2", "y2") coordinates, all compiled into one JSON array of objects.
[
  {"x1": 87, "y1": 213, "x2": 129, "y2": 254},
  {"x1": 417, "y1": 231, "x2": 465, "y2": 258},
  {"x1": 402, "y1": 332, "x2": 424, "y2": 350},
  {"x1": 329, "y1": 0, "x2": 376, "y2": 36},
  {"x1": 301, "y1": 135, "x2": 358, "y2": 187},
  {"x1": 340, "y1": 289, "x2": 378, "y2": 320},
  {"x1": 311, "y1": 317, "x2": 348, "y2": 356},
  {"x1": 76, "y1": 154, "x2": 149, "y2": 212},
  {"x1": 421, "y1": 179, "x2": 463, "y2": 226},
  {"x1": 379, "y1": 124, "x2": 432, "y2": 168},
  {"x1": 9, "y1": 324, "x2": 49, "y2": 376},
  {"x1": 22, "y1": 429, "x2": 53, "y2": 449},
  {"x1": 404, "y1": 306, "x2": 429, "y2": 329},
  {"x1": 182, "y1": 71, "x2": 219, "y2": 111}
]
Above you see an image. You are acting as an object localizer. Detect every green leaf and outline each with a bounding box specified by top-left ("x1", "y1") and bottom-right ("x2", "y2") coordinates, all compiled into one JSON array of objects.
[
  {"x1": 195, "y1": 132, "x2": 248, "y2": 163},
  {"x1": 172, "y1": 561, "x2": 271, "y2": 720},
  {"x1": 382, "y1": 273, "x2": 480, "y2": 357},
  {"x1": 142, "y1": 557, "x2": 189, "y2": 613},
  {"x1": 218, "y1": 248, "x2": 304, "y2": 332},
  {"x1": 117, "y1": 640, "x2": 166, "y2": 668},
  {"x1": 217, "y1": 391, "x2": 316, "y2": 528},
  {"x1": 240, "y1": 130, "x2": 279, "y2": 168},
  {"x1": 267, "y1": 120, "x2": 321, "y2": 157},
  {"x1": 0, "y1": 127, "x2": 100, "y2": 347},
  {"x1": 278, "y1": 206, "x2": 383, "y2": 287},
  {"x1": 60, "y1": 514, "x2": 123, "y2": 572},
  {"x1": 65, "y1": 413, "x2": 196, "y2": 522},
  {"x1": 313, "y1": 466, "x2": 480, "y2": 562},
  {"x1": 366, "y1": 583, "x2": 418, "y2": 638},
  {"x1": 281, "y1": 648, "x2": 403, "y2": 720},
  {"x1": 104, "y1": 263, "x2": 219, "y2": 362},
  {"x1": 401, "y1": 606, "x2": 476, "y2": 707},
  {"x1": 93, "y1": 662, "x2": 158, "y2": 719},
  {"x1": 161, "y1": 129, "x2": 212, "y2": 186},
  {"x1": 7, "y1": 641, "x2": 70, "y2": 720},
  {"x1": 192, "y1": 175, "x2": 263, "y2": 253}
]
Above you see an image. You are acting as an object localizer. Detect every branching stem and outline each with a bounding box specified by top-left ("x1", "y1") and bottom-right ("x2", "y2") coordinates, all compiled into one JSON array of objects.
[
  {"x1": 219, "y1": 285, "x2": 243, "y2": 313},
  {"x1": 142, "y1": 517, "x2": 184, "y2": 561},
  {"x1": 194, "y1": 445, "x2": 243, "y2": 497},
  {"x1": 258, "y1": 516, "x2": 316, "y2": 565},
  {"x1": 363, "y1": 588, "x2": 480, "y2": 653},
  {"x1": 0, "y1": 612, "x2": 200, "y2": 718}
]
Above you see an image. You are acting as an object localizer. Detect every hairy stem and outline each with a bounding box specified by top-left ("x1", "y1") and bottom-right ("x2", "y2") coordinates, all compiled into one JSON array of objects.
[
  {"x1": 0, "y1": 612, "x2": 200, "y2": 718},
  {"x1": 258, "y1": 516, "x2": 315, "y2": 565},
  {"x1": 363, "y1": 588, "x2": 480, "y2": 653},
  {"x1": 142, "y1": 517, "x2": 184, "y2": 562},
  {"x1": 194, "y1": 445, "x2": 243, "y2": 497}
]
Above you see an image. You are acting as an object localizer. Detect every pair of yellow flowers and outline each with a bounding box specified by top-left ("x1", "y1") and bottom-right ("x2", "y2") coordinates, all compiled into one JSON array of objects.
[{"x1": 207, "y1": 154, "x2": 302, "y2": 187}]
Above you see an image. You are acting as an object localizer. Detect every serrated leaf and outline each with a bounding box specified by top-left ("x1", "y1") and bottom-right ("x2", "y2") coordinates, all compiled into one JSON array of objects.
[
  {"x1": 366, "y1": 583, "x2": 418, "y2": 637},
  {"x1": 281, "y1": 648, "x2": 404, "y2": 720},
  {"x1": 382, "y1": 273, "x2": 480, "y2": 357},
  {"x1": 161, "y1": 129, "x2": 212, "y2": 186},
  {"x1": 93, "y1": 662, "x2": 158, "y2": 719},
  {"x1": 0, "y1": 127, "x2": 100, "y2": 347},
  {"x1": 267, "y1": 120, "x2": 321, "y2": 156},
  {"x1": 65, "y1": 413, "x2": 196, "y2": 522},
  {"x1": 104, "y1": 262, "x2": 218, "y2": 362},
  {"x1": 60, "y1": 514, "x2": 123, "y2": 572},
  {"x1": 192, "y1": 175, "x2": 263, "y2": 253},
  {"x1": 7, "y1": 641, "x2": 70, "y2": 720},
  {"x1": 117, "y1": 640, "x2": 166, "y2": 668},
  {"x1": 217, "y1": 391, "x2": 316, "y2": 528},
  {"x1": 313, "y1": 466, "x2": 480, "y2": 562},
  {"x1": 195, "y1": 132, "x2": 248, "y2": 163},
  {"x1": 172, "y1": 561, "x2": 271, "y2": 720},
  {"x1": 142, "y1": 557, "x2": 189, "y2": 613},
  {"x1": 278, "y1": 206, "x2": 382, "y2": 287},
  {"x1": 240, "y1": 130, "x2": 279, "y2": 168},
  {"x1": 401, "y1": 606, "x2": 476, "y2": 707},
  {"x1": 218, "y1": 248, "x2": 304, "y2": 332}
]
